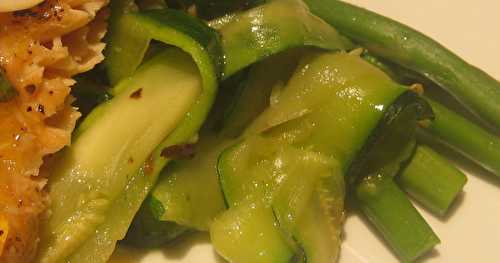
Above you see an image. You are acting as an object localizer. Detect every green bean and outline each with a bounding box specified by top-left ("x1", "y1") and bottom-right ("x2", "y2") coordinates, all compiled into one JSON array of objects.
[
  {"x1": 304, "y1": 0, "x2": 500, "y2": 129},
  {"x1": 423, "y1": 99, "x2": 500, "y2": 177},
  {"x1": 356, "y1": 172, "x2": 440, "y2": 262},
  {"x1": 397, "y1": 145, "x2": 467, "y2": 216}
]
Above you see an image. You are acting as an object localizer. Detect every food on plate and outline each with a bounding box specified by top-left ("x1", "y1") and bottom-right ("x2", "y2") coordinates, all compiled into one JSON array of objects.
[
  {"x1": 0, "y1": 0, "x2": 45, "y2": 13},
  {"x1": 1, "y1": 0, "x2": 499, "y2": 262},
  {"x1": 0, "y1": 0, "x2": 108, "y2": 261}
]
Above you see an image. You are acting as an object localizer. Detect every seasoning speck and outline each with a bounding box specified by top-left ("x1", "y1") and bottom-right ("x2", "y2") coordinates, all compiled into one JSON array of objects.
[
  {"x1": 160, "y1": 144, "x2": 196, "y2": 160},
  {"x1": 25, "y1": 85, "x2": 36, "y2": 94},
  {"x1": 129, "y1": 88, "x2": 143, "y2": 99}
]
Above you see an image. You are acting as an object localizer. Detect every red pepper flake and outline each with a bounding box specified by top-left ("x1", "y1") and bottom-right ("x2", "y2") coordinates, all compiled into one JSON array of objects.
[
  {"x1": 128, "y1": 157, "x2": 134, "y2": 164},
  {"x1": 129, "y1": 88, "x2": 143, "y2": 99},
  {"x1": 26, "y1": 106, "x2": 33, "y2": 112},
  {"x1": 160, "y1": 144, "x2": 196, "y2": 160}
]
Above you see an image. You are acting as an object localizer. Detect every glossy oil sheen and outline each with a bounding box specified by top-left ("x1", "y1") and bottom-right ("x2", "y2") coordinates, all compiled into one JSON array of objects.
[
  {"x1": 111, "y1": 1, "x2": 500, "y2": 262},
  {"x1": 151, "y1": 133, "x2": 229, "y2": 231},
  {"x1": 272, "y1": 149, "x2": 345, "y2": 263},
  {"x1": 210, "y1": 197, "x2": 295, "y2": 263},
  {"x1": 218, "y1": 0, "x2": 350, "y2": 77},
  {"x1": 248, "y1": 51, "x2": 405, "y2": 171},
  {"x1": 37, "y1": 49, "x2": 202, "y2": 263},
  {"x1": 217, "y1": 135, "x2": 345, "y2": 262}
]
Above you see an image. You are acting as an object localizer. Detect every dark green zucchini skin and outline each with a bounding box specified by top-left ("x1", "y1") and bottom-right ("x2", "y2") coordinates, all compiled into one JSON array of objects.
[
  {"x1": 135, "y1": 49, "x2": 302, "y2": 244},
  {"x1": 38, "y1": 8, "x2": 223, "y2": 263},
  {"x1": 214, "y1": 51, "x2": 436, "y2": 263},
  {"x1": 127, "y1": 0, "x2": 351, "y2": 248},
  {"x1": 304, "y1": 0, "x2": 500, "y2": 129},
  {"x1": 123, "y1": 197, "x2": 188, "y2": 248},
  {"x1": 0, "y1": 70, "x2": 17, "y2": 102},
  {"x1": 71, "y1": 69, "x2": 112, "y2": 119},
  {"x1": 195, "y1": 0, "x2": 265, "y2": 19},
  {"x1": 348, "y1": 91, "x2": 434, "y2": 185}
]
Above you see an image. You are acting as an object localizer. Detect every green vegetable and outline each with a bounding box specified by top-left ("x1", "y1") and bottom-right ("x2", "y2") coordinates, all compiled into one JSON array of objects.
[
  {"x1": 210, "y1": 196, "x2": 296, "y2": 263},
  {"x1": 71, "y1": 69, "x2": 111, "y2": 118},
  {"x1": 148, "y1": 132, "x2": 230, "y2": 231},
  {"x1": 38, "y1": 48, "x2": 204, "y2": 263},
  {"x1": 258, "y1": 51, "x2": 436, "y2": 261},
  {"x1": 123, "y1": 198, "x2": 188, "y2": 247},
  {"x1": 38, "y1": 9, "x2": 221, "y2": 262},
  {"x1": 360, "y1": 51, "x2": 500, "y2": 178},
  {"x1": 40, "y1": 0, "x2": 352, "y2": 260},
  {"x1": 143, "y1": 51, "x2": 297, "y2": 232},
  {"x1": 164, "y1": 0, "x2": 194, "y2": 11},
  {"x1": 398, "y1": 145, "x2": 467, "y2": 216},
  {"x1": 130, "y1": 70, "x2": 247, "y2": 241},
  {"x1": 347, "y1": 91, "x2": 433, "y2": 185},
  {"x1": 195, "y1": 0, "x2": 265, "y2": 19},
  {"x1": 215, "y1": 0, "x2": 352, "y2": 78},
  {"x1": 304, "y1": 0, "x2": 500, "y2": 129},
  {"x1": 349, "y1": 92, "x2": 438, "y2": 262},
  {"x1": 106, "y1": 8, "x2": 222, "y2": 86},
  {"x1": 356, "y1": 172, "x2": 440, "y2": 263},
  {"x1": 423, "y1": 99, "x2": 500, "y2": 177},
  {"x1": 136, "y1": 0, "x2": 168, "y2": 10},
  {"x1": 0, "y1": 70, "x2": 17, "y2": 102},
  {"x1": 216, "y1": 136, "x2": 344, "y2": 262},
  {"x1": 215, "y1": 50, "x2": 435, "y2": 262},
  {"x1": 246, "y1": 51, "x2": 410, "y2": 176},
  {"x1": 272, "y1": 148, "x2": 345, "y2": 263},
  {"x1": 221, "y1": 48, "x2": 303, "y2": 138},
  {"x1": 132, "y1": 0, "x2": 351, "y2": 240}
]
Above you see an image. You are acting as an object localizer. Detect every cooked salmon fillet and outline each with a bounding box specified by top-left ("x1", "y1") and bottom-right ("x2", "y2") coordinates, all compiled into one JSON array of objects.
[{"x1": 0, "y1": 0, "x2": 109, "y2": 261}]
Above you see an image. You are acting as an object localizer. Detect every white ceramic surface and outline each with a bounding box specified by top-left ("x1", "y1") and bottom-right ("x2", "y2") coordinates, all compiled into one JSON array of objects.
[{"x1": 110, "y1": 1, "x2": 500, "y2": 262}]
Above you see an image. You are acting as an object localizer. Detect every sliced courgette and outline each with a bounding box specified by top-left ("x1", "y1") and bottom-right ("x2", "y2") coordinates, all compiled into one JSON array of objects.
[
  {"x1": 216, "y1": 50, "x2": 436, "y2": 262},
  {"x1": 42, "y1": 0, "x2": 353, "y2": 260},
  {"x1": 216, "y1": 135, "x2": 345, "y2": 262},
  {"x1": 246, "y1": 51, "x2": 407, "y2": 171},
  {"x1": 221, "y1": 49, "x2": 304, "y2": 137},
  {"x1": 216, "y1": 0, "x2": 352, "y2": 77},
  {"x1": 148, "y1": 133, "x2": 230, "y2": 231},
  {"x1": 123, "y1": 197, "x2": 188, "y2": 248},
  {"x1": 38, "y1": 8, "x2": 221, "y2": 263},
  {"x1": 140, "y1": 48, "x2": 307, "y2": 236},
  {"x1": 272, "y1": 158, "x2": 344, "y2": 263},
  {"x1": 210, "y1": 196, "x2": 295, "y2": 263},
  {"x1": 38, "y1": 48, "x2": 203, "y2": 263}
]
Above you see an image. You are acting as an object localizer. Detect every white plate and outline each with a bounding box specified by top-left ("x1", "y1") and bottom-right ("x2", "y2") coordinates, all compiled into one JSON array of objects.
[{"x1": 110, "y1": 1, "x2": 500, "y2": 262}]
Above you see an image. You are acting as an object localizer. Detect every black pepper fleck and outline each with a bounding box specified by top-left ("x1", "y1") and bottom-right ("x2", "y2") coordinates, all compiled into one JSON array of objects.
[
  {"x1": 25, "y1": 85, "x2": 36, "y2": 94},
  {"x1": 129, "y1": 88, "x2": 143, "y2": 99}
]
